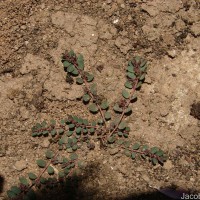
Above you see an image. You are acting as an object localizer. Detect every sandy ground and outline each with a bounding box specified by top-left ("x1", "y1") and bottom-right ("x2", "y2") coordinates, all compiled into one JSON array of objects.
[{"x1": 0, "y1": 0, "x2": 200, "y2": 199}]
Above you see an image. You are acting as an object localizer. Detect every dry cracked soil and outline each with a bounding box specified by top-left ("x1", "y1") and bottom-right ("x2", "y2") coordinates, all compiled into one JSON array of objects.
[{"x1": 0, "y1": 0, "x2": 200, "y2": 200}]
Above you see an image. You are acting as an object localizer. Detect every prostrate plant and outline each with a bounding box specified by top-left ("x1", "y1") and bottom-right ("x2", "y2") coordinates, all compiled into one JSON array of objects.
[{"x1": 7, "y1": 50, "x2": 167, "y2": 200}]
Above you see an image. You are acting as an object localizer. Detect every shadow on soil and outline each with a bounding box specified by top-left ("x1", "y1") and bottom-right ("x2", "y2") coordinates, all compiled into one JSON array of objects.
[
  {"x1": 0, "y1": 175, "x2": 4, "y2": 193},
  {"x1": 2, "y1": 164, "x2": 176, "y2": 200}
]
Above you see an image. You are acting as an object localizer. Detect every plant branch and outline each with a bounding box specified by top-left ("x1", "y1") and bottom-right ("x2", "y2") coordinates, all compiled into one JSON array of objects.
[
  {"x1": 108, "y1": 79, "x2": 139, "y2": 138},
  {"x1": 65, "y1": 56, "x2": 107, "y2": 127}
]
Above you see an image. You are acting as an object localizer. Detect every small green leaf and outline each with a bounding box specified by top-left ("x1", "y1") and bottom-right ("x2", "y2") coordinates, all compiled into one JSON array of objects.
[
  {"x1": 132, "y1": 143, "x2": 140, "y2": 150},
  {"x1": 76, "y1": 77, "x2": 84, "y2": 84},
  {"x1": 65, "y1": 163, "x2": 71, "y2": 169},
  {"x1": 40, "y1": 177, "x2": 47, "y2": 184},
  {"x1": 83, "y1": 94, "x2": 91, "y2": 102},
  {"x1": 122, "y1": 89, "x2": 130, "y2": 99},
  {"x1": 89, "y1": 103, "x2": 98, "y2": 113},
  {"x1": 105, "y1": 111, "x2": 111, "y2": 120},
  {"x1": 141, "y1": 154, "x2": 146, "y2": 159},
  {"x1": 128, "y1": 60, "x2": 134, "y2": 68},
  {"x1": 140, "y1": 59, "x2": 147, "y2": 67},
  {"x1": 140, "y1": 64, "x2": 147, "y2": 72},
  {"x1": 67, "y1": 148, "x2": 73, "y2": 153},
  {"x1": 7, "y1": 190, "x2": 17, "y2": 198},
  {"x1": 58, "y1": 128, "x2": 64, "y2": 135},
  {"x1": 127, "y1": 65, "x2": 134, "y2": 73},
  {"x1": 117, "y1": 131, "x2": 123, "y2": 136},
  {"x1": 58, "y1": 171, "x2": 65, "y2": 178},
  {"x1": 37, "y1": 131, "x2": 42, "y2": 136},
  {"x1": 19, "y1": 177, "x2": 29, "y2": 186},
  {"x1": 156, "y1": 150, "x2": 164, "y2": 156},
  {"x1": 72, "y1": 144, "x2": 78, "y2": 151},
  {"x1": 141, "y1": 145, "x2": 149, "y2": 151},
  {"x1": 78, "y1": 161, "x2": 85, "y2": 169},
  {"x1": 63, "y1": 61, "x2": 71, "y2": 68},
  {"x1": 77, "y1": 118, "x2": 83, "y2": 124},
  {"x1": 67, "y1": 131, "x2": 74, "y2": 136},
  {"x1": 42, "y1": 130, "x2": 49, "y2": 136},
  {"x1": 90, "y1": 83, "x2": 97, "y2": 95},
  {"x1": 124, "y1": 150, "x2": 131, "y2": 157},
  {"x1": 91, "y1": 121, "x2": 97, "y2": 126},
  {"x1": 125, "y1": 126, "x2": 130, "y2": 132},
  {"x1": 72, "y1": 115, "x2": 79, "y2": 122},
  {"x1": 113, "y1": 104, "x2": 123, "y2": 113},
  {"x1": 107, "y1": 136, "x2": 116, "y2": 143},
  {"x1": 45, "y1": 150, "x2": 54, "y2": 159},
  {"x1": 77, "y1": 54, "x2": 84, "y2": 70},
  {"x1": 89, "y1": 128, "x2": 95, "y2": 133},
  {"x1": 70, "y1": 153, "x2": 78, "y2": 160},
  {"x1": 25, "y1": 189, "x2": 36, "y2": 200},
  {"x1": 76, "y1": 127, "x2": 82, "y2": 134},
  {"x1": 152, "y1": 158, "x2": 158, "y2": 165},
  {"x1": 36, "y1": 159, "x2": 46, "y2": 168},
  {"x1": 139, "y1": 73, "x2": 146, "y2": 80},
  {"x1": 151, "y1": 147, "x2": 159, "y2": 154},
  {"x1": 100, "y1": 100, "x2": 109, "y2": 110},
  {"x1": 10, "y1": 186, "x2": 21, "y2": 195},
  {"x1": 123, "y1": 133, "x2": 129, "y2": 138},
  {"x1": 51, "y1": 129, "x2": 57, "y2": 136},
  {"x1": 50, "y1": 119, "x2": 56, "y2": 126},
  {"x1": 127, "y1": 72, "x2": 136, "y2": 79},
  {"x1": 41, "y1": 121, "x2": 47, "y2": 127},
  {"x1": 64, "y1": 168, "x2": 70, "y2": 175},
  {"x1": 83, "y1": 128, "x2": 88, "y2": 134},
  {"x1": 47, "y1": 166, "x2": 54, "y2": 175},
  {"x1": 131, "y1": 94, "x2": 137, "y2": 101},
  {"x1": 118, "y1": 121, "x2": 127, "y2": 130},
  {"x1": 68, "y1": 124, "x2": 75, "y2": 129},
  {"x1": 60, "y1": 119, "x2": 66, "y2": 125},
  {"x1": 117, "y1": 139, "x2": 124, "y2": 145},
  {"x1": 32, "y1": 132, "x2": 37, "y2": 137},
  {"x1": 68, "y1": 138, "x2": 73, "y2": 145},
  {"x1": 82, "y1": 119, "x2": 89, "y2": 125},
  {"x1": 71, "y1": 68, "x2": 79, "y2": 76},
  {"x1": 28, "y1": 173, "x2": 37, "y2": 180},
  {"x1": 124, "y1": 107, "x2": 132, "y2": 114},
  {"x1": 136, "y1": 81, "x2": 142, "y2": 89},
  {"x1": 70, "y1": 163, "x2": 75, "y2": 168},
  {"x1": 58, "y1": 138, "x2": 64, "y2": 145},
  {"x1": 123, "y1": 141, "x2": 131, "y2": 148},
  {"x1": 72, "y1": 137, "x2": 78, "y2": 144},
  {"x1": 67, "y1": 64, "x2": 75, "y2": 73},
  {"x1": 68, "y1": 50, "x2": 75, "y2": 56},
  {"x1": 134, "y1": 56, "x2": 141, "y2": 63},
  {"x1": 86, "y1": 73, "x2": 94, "y2": 82},
  {"x1": 131, "y1": 152, "x2": 136, "y2": 159},
  {"x1": 35, "y1": 123, "x2": 41, "y2": 129},
  {"x1": 32, "y1": 126, "x2": 37, "y2": 132},
  {"x1": 97, "y1": 119, "x2": 104, "y2": 125},
  {"x1": 124, "y1": 81, "x2": 133, "y2": 89}
]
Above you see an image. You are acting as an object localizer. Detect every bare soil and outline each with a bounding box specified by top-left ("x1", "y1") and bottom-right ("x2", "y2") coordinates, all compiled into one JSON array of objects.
[{"x1": 0, "y1": 0, "x2": 200, "y2": 200}]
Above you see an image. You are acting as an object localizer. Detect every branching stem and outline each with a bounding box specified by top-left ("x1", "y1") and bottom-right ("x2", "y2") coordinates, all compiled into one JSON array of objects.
[{"x1": 108, "y1": 79, "x2": 139, "y2": 138}]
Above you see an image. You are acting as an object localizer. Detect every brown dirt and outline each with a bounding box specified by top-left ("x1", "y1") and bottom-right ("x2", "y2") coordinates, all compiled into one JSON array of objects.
[{"x1": 0, "y1": 0, "x2": 200, "y2": 200}]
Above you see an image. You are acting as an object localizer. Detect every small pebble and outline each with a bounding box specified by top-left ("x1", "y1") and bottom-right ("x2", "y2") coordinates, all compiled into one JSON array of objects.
[
  {"x1": 21, "y1": 25, "x2": 27, "y2": 30},
  {"x1": 14, "y1": 160, "x2": 27, "y2": 171},
  {"x1": 142, "y1": 174, "x2": 150, "y2": 182},
  {"x1": 163, "y1": 160, "x2": 174, "y2": 170},
  {"x1": 109, "y1": 148, "x2": 119, "y2": 155},
  {"x1": 167, "y1": 49, "x2": 177, "y2": 58},
  {"x1": 41, "y1": 138, "x2": 50, "y2": 148}
]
